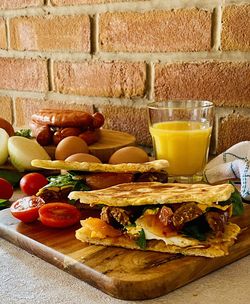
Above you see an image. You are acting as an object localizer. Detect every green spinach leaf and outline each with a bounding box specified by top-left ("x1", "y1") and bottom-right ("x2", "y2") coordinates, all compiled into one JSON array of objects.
[
  {"x1": 229, "y1": 182, "x2": 244, "y2": 216},
  {"x1": 0, "y1": 199, "x2": 9, "y2": 210},
  {"x1": 181, "y1": 215, "x2": 210, "y2": 241},
  {"x1": 136, "y1": 228, "x2": 146, "y2": 250},
  {"x1": 219, "y1": 181, "x2": 244, "y2": 216}
]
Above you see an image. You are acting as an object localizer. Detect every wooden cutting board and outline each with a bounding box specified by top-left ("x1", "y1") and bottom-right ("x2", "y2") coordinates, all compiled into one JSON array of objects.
[
  {"x1": 0, "y1": 205, "x2": 250, "y2": 300},
  {"x1": 44, "y1": 129, "x2": 136, "y2": 163}
]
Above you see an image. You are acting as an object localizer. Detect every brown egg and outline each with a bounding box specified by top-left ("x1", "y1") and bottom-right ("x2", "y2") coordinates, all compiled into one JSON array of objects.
[
  {"x1": 55, "y1": 136, "x2": 89, "y2": 160},
  {"x1": 65, "y1": 153, "x2": 101, "y2": 163},
  {"x1": 109, "y1": 146, "x2": 149, "y2": 164}
]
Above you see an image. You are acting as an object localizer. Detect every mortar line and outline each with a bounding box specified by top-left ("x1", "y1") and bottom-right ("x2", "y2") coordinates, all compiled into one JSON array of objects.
[
  {"x1": 212, "y1": 4, "x2": 223, "y2": 52},
  {"x1": 91, "y1": 13, "x2": 99, "y2": 55},
  {"x1": 47, "y1": 58, "x2": 53, "y2": 92},
  {"x1": 0, "y1": 89, "x2": 150, "y2": 106},
  {"x1": 5, "y1": 17, "x2": 10, "y2": 50},
  {"x1": 0, "y1": 1, "x2": 222, "y2": 18},
  {"x1": 0, "y1": 49, "x2": 249, "y2": 62},
  {"x1": 12, "y1": 96, "x2": 17, "y2": 126},
  {"x1": 147, "y1": 62, "x2": 155, "y2": 101}
]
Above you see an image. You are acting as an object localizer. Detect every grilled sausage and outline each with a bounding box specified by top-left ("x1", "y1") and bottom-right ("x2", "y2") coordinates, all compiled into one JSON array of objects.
[
  {"x1": 30, "y1": 121, "x2": 53, "y2": 146},
  {"x1": 32, "y1": 109, "x2": 94, "y2": 128},
  {"x1": 172, "y1": 203, "x2": 203, "y2": 231},
  {"x1": 92, "y1": 112, "x2": 105, "y2": 129},
  {"x1": 78, "y1": 129, "x2": 100, "y2": 145},
  {"x1": 101, "y1": 206, "x2": 131, "y2": 228}
]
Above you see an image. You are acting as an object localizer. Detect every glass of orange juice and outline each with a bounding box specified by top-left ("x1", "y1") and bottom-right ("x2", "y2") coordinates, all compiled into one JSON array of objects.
[{"x1": 148, "y1": 100, "x2": 214, "y2": 183}]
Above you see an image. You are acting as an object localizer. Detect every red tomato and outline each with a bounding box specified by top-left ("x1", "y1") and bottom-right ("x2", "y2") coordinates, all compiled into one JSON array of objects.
[
  {"x1": 0, "y1": 178, "x2": 14, "y2": 199},
  {"x1": 10, "y1": 196, "x2": 45, "y2": 223},
  {"x1": 38, "y1": 203, "x2": 81, "y2": 228},
  {"x1": 20, "y1": 173, "x2": 48, "y2": 196}
]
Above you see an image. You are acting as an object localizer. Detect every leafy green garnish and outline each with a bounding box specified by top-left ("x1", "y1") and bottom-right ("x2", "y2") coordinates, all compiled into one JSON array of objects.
[
  {"x1": 0, "y1": 199, "x2": 9, "y2": 210},
  {"x1": 15, "y1": 129, "x2": 32, "y2": 138},
  {"x1": 181, "y1": 215, "x2": 210, "y2": 241},
  {"x1": 136, "y1": 229, "x2": 146, "y2": 250},
  {"x1": 229, "y1": 182, "x2": 244, "y2": 216},
  {"x1": 44, "y1": 173, "x2": 90, "y2": 191},
  {"x1": 46, "y1": 174, "x2": 75, "y2": 188},
  {"x1": 68, "y1": 199, "x2": 77, "y2": 205},
  {"x1": 0, "y1": 170, "x2": 24, "y2": 187},
  {"x1": 219, "y1": 181, "x2": 244, "y2": 216},
  {"x1": 73, "y1": 181, "x2": 90, "y2": 191}
]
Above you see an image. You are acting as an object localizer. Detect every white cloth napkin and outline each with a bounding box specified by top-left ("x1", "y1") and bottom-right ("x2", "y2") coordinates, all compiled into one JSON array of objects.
[{"x1": 204, "y1": 141, "x2": 250, "y2": 201}]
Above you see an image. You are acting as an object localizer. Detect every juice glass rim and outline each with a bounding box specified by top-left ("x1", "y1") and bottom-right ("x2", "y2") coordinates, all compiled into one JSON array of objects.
[{"x1": 147, "y1": 100, "x2": 214, "y2": 110}]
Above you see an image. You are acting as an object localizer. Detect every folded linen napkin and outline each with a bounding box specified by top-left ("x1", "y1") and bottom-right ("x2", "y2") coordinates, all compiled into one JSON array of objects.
[{"x1": 204, "y1": 141, "x2": 250, "y2": 201}]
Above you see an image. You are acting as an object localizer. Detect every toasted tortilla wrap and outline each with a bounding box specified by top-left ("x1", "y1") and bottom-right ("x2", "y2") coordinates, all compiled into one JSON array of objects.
[
  {"x1": 31, "y1": 159, "x2": 169, "y2": 173},
  {"x1": 31, "y1": 160, "x2": 169, "y2": 202},
  {"x1": 69, "y1": 182, "x2": 234, "y2": 207},
  {"x1": 76, "y1": 222, "x2": 240, "y2": 258},
  {"x1": 70, "y1": 182, "x2": 242, "y2": 258}
]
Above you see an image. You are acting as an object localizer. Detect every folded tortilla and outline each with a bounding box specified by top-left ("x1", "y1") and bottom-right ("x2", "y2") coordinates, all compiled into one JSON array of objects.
[
  {"x1": 69, "y1": 182, "x2": 234, "y2": 207},
  {"x1": 76, "y1": 221, "x2": 240, "y2": 258},
  {"x1": 70, "y1": 182, "x2": 241, "y2": 258},
  {"x1": 31, "y1": 159, "x2": 169, "y2": 173}
]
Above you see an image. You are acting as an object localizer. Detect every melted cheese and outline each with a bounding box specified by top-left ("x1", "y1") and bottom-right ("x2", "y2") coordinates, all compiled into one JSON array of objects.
[
  {"x1": 136, "y1": 220, "x2": 200, "y2": 247},
  {"x1": 197, "y1": 203, "x2": 230, "y2": 212}
]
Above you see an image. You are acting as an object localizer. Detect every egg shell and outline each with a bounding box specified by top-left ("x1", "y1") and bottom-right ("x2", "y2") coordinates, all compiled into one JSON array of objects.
[
  {"x1": 55, "y1": 136, "x2": 89, "y2": 160},
  {"x1": 109, "y1": 146, "x2": 149, "y2": 164},
  {"x1": 65, "y1": 153, "x2": 101, "y2": 163}
]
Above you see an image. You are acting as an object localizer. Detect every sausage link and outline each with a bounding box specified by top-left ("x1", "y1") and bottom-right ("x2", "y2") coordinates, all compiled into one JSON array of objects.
[
  {"x1": 92, "y1": 112, "x2": 105, "y2": 129},
  {"x1": 32, "y1": 109, "x2": 94, "y2": 128},
  {"x1": 61, "y1": 127, "x2": 82, "y2": 137},
  {"x1": 53, "y1": 127, "x2": 82, "y2": 145},
  {"x1": 78, "y1": 129, "x2": 100, "y2": 145},
  {"x1": 30, "y1": 121, "x2": 53, "y2": 146},
  {"x1": 172, "y1": 203, "x2": 203, "y2": 231},
  {"x1": 53, "y1": 129, "x2": 64, "y2": 146}
]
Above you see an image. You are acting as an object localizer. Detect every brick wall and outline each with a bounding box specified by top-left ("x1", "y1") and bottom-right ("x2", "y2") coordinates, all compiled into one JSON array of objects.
[{"x1": 0, "y1": 0, "x2": 249, "y2": 153}]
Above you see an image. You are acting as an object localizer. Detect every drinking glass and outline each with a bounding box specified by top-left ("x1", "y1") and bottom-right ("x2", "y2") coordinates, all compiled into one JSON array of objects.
[{"x1": 147, "y1": 100, "x2": 214, "y2": 183}]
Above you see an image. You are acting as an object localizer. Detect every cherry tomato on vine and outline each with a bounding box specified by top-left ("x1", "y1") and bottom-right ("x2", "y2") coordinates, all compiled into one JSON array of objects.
[
  {"x1": 38, "y1": 202, "x2": 81, "y2": 228},
  {"x1": 20, "y1": 173, "x2": 48, "y2": 196},
  {"x1": 0, "y1": 178, "x2": 14, "y2": 199},
  {"x1": 10, "y1": 196, "x2": 45, "y2": 223}
]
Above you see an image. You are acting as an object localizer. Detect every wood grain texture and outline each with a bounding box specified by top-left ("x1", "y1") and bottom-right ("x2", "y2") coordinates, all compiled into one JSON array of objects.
[{"x1": 0, "y1": 205, "x2": 250, "y2": 300}]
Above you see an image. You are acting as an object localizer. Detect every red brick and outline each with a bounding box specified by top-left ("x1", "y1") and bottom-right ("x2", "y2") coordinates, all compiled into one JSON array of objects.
[
  {"x1": 217, "y1": 113, "x2": 250, "y2": 153},
  {"x1": 53, "y1": 60, "x2": 146, "y2": 98},
  {"x1": 0, "y1": 58, "x2": 48, "y2": 92},
  {"x1": 0, "y1": 96, "x2": 12, "y2": 123},
  {"x1": 51, "y1": 0, "x2": 136, "y2": 6},
  {"x1": 97, "y1": 104, "x2": 151, "y2": 146},
  {"x1": 10, "y1": 15, "x2": 90, "y2": 52},
  {"x1": 100, "y1": 9, "x2": 212, "y2": 52},
  {"x1": 0, "y1": 0, "x2": 43, "y2": 9},
  {"x1": 0, "y1": 17, "x2": 6, "y2": 49},
  {"x1": 14, "y1": 98, "x2": 94, "y2": 127},
  {"x1": 155, "y1": 61, "x2": 250, "y2": 107},
  {"x1": 222, "y1": 5, "x2": 250, "y2": 51}
]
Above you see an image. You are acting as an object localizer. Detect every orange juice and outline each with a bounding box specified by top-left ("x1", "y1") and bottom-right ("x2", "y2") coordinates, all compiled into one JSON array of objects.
[{"x1": 149, "y1": 121, "x2": 212, "y2": 176}]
